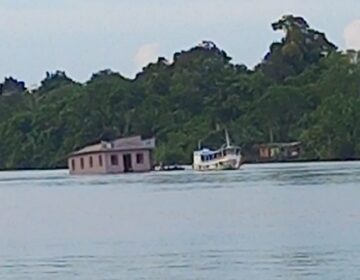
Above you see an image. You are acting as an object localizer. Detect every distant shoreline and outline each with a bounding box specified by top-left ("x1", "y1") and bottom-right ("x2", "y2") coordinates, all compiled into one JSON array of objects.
[
  {"x1": 0, "y1": 158, "x2": 359, "y2": 172},
  {"x1": 243, "y1": 158, "x2": 360, "y2": 165}
]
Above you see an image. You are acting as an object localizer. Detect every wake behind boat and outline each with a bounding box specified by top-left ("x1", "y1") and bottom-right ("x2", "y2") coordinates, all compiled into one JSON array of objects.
[{"x1": 192, "y1": 130, "x2": 242, "y2": 171}]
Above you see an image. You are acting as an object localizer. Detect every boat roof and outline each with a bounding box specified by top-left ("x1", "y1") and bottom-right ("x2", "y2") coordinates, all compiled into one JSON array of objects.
[
  {"x1": 198, "y1": 148, "x2": 213, "y2": 155},
  {"x1": 195, "y1": 146, "x2": 240, "y2": 155}
]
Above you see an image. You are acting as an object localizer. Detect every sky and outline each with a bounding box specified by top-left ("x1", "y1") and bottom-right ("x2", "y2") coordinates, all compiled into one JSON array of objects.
[{"x1": 0, "y1": 0, "x2": 359, "y2": 86}]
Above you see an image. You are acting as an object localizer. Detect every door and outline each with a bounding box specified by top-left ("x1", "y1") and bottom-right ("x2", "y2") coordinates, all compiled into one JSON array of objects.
[{"x1": 123, "y1": 154, "x2": 133, "y2": 172}]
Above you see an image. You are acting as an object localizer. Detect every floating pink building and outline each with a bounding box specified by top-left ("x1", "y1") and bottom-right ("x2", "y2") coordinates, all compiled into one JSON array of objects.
[{"x1": 68, "y1": 136, "x2": 155, "y2": 175}]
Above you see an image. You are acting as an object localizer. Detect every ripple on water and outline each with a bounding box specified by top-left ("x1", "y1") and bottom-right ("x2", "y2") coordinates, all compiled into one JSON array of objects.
[
  {"x1": 1, "y1": 247, "x2": 360, "y2": 279},
  {"x1": 1, "y1": 162, "x2": 360, "y2": 279}
]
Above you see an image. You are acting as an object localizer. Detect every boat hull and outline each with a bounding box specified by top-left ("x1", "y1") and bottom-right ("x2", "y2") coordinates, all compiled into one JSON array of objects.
[{"x1": 193, "y1": 155, "x2": 242, "y2": 171}]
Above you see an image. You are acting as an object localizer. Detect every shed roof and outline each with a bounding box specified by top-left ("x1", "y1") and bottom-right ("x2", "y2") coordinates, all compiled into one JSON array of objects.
[
  {"x1": 69, "y1": 136, "x2": 155, "y2": 157},
  {"x1": 256, "y1": 142, "x2": 301, "y2": 148}
]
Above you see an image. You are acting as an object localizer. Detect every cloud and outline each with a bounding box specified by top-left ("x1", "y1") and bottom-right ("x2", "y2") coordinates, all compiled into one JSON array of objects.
[
  {"x1": 344, "y1": 20, "x2": 360, "y2": 50},
  {"x1": 134, "y1": 43, "x2": 161, "y2": 69}
]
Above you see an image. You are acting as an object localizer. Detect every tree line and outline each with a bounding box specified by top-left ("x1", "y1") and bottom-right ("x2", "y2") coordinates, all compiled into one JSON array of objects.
[{"x1": 0, "y1": 15, "x2": 359, "y2": 169}]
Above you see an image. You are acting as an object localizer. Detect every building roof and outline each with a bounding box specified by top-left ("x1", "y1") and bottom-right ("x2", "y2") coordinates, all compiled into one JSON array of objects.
[
  {"x1": 256, "y1": 142, "x2": 301, "y2": 148},
  {"x1": 69, "y1": 136, "x2": 155, "y2": 157}
]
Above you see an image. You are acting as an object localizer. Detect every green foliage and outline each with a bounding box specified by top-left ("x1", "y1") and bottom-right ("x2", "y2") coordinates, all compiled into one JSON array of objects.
[
  {"x1": 0, "y1": 15, "x2": 359, "y2": 169},
  {"x1": 259, "y1": 15, "x2": 337, "y2": 82},
  {"x1": 0, "y1": 77, "x2": 26, "y2": 96}
]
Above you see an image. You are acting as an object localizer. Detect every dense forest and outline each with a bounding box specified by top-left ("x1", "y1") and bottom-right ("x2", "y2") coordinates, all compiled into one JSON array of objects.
[{"x1": 0, "y1": 15, "x2": 359, "y2": 169}]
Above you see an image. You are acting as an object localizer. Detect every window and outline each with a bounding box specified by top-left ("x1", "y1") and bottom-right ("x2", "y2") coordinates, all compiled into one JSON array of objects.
[
  {"x1": 111, "y1": 155, "x2": 118, "y2": 165},
  {"x1": 71, "y1": 159, "x2": 75, "y2": 170},
  {"x1": 136, "y1": 153, "x2": 144, "y2": 164},
  {"x1": 80, "y1": 157, "x2": 84, "y2": 169},
  {"x1": 98, "y1": 155, "x2": 103, "y2": 166},
  {"x1": 89, "y1": 156, "x2": 93, "y2": 168}
]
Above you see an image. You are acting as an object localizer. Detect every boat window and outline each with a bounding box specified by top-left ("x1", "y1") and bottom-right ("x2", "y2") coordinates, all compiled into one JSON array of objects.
[{"x1": 80, "y1": 158, "x2": 84, "y2": 169}]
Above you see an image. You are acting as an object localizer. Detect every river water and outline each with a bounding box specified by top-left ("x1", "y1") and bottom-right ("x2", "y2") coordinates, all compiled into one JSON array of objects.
[{"x1": 1, "y1": 162, "x2": 360, "y2": 279}]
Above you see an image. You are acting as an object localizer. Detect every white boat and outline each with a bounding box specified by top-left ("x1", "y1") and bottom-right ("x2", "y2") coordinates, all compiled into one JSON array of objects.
[{"x1": 192, "y1": 130, "x2": 242, "y2": 171}]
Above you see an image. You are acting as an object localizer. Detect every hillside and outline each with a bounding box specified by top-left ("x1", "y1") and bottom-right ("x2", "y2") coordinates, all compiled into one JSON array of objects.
[{"x1": 0, "y1": 15, "x2": 359, "y2": 169}]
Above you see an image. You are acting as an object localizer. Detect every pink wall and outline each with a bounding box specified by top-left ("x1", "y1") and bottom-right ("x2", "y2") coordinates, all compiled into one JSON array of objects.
[
  {"x1": 104, "y1": 150, "x2": 152, "y2": 173},
  {"x1": 68, "y1": 150, "x2": 152, "y2": 175},
  {"x1": 68, "y1": 153, "x2": 107, "y2": 175}
]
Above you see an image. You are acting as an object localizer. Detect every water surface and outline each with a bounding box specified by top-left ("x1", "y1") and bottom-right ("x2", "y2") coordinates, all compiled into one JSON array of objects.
[{"x1": 1, "y1": 162, "x2": 360, "y2": 279}]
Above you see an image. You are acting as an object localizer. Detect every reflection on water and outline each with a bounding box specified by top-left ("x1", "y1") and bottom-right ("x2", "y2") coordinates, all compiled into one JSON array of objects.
[
  {"x1": 1, "y1": 162, "x2": 360, "y2": 279},
  {"x1": 1, "y1": 248, "x2": 358, "y2": 279},
  {"x1": 0, "y1": 161, "x2": 358, "y2": 190}
]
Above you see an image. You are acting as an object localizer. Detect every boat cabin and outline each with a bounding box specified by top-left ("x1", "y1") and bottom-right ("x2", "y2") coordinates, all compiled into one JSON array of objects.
[{"x1": 198, "y1": 147, "x2": 241, "y2": 162}]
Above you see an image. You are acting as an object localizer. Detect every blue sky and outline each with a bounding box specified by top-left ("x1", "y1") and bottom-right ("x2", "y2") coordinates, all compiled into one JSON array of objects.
[{"x1": 0, "y1": 0, "x2": 359, "y2": 86}]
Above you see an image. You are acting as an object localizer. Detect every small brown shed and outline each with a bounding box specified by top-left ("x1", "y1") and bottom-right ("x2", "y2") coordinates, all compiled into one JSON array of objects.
[{"x1": 256, "y1": 142, "x2": 301, "y2": 162}]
